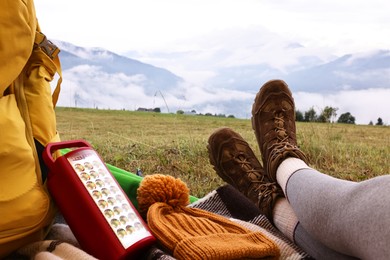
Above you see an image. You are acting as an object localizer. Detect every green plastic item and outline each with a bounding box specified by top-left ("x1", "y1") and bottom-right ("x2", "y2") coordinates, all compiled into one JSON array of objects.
[{"x1": 59, "y1": 149, "x2": 198, "y2": 211}]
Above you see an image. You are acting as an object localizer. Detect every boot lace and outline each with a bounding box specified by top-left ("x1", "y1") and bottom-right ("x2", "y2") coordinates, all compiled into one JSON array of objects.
[
  {"x1": 274, "y1": 112, "x2": 289, "y2": 142},
  {"x1": 234, "y1": 152, "x2": 278, "y2": 200},
  {"x1": 233, "y1": 152, "x2": 281, "y2": 218},
  {"x1": 267, "y1": 112, "x2": 308, "y2": 178},
  {"x1": 234, "y1": 152, "x2": 264, "y2": 181}
]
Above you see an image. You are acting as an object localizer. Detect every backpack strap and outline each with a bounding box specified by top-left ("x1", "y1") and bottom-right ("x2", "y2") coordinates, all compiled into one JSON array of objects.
[{"x1": 34, "y1": 31, "x2": 62, "y2": 107}]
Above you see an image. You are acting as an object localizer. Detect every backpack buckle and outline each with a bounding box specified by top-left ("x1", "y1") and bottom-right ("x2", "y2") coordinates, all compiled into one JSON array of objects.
[{"x1": 34, "y1": 32, "x2": 60, "y2": 59}]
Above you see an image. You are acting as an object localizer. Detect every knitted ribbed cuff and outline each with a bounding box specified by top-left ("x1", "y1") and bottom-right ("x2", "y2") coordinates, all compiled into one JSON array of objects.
[
  {"x1": 273, "y1": 198, "x2": 299, "y2": 242},
  {"x1": 174, "y1": 233, "x2": 280, "y2": 260},
  {"x1": 276, "y1": 158, "x2": 310, "y2": 196}
]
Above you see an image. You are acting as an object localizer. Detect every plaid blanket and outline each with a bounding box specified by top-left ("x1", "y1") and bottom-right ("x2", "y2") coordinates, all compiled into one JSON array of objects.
[{"x1": 7, "y1": 185, "x2": 311, "y2": 259}]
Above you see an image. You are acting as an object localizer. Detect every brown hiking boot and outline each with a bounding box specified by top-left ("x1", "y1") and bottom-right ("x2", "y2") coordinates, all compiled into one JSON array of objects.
[
  {"x1": 252, "y1": 79, "x2": 308, "y2": 183},
  {"x1": 207, "y1": 127, "x2": 283, "y2": 220}
]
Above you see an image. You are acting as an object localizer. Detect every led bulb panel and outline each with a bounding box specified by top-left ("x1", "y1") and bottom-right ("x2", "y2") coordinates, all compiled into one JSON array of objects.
[{"x1": 67, "y1": 150, "x2": 151, "y2": 248}]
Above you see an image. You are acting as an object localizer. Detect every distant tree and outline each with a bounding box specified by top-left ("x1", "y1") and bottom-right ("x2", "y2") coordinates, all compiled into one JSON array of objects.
[
  {"x1": 330, "y1": 107, "x2": 338, "y2": 122},
  {"x1": 317, "y1": 114, "x2": 326, "y2": 123},
  {"x1": 296, "y1": 110, "x2": 304, "y2": 122},
  {"x1": 304, "y1": 107, "x2": 317, "y2": 122},
  {"x1": 153, "y1": 107, "x2": 161, "y2": 113},
  {"x1": 176, "y1": 110, "x2": 184, "y2": 114},
  {"x1": 227, "y1": 115, "x2": 235, "y2": 118},
  {"x1": 191, "y1": 109, "x2": 197, "y2": 113},
  {"x1": 205, "y1": 112, "x2": 213, "y2": 116},
  {"x1": 369, "y1": 121, "x2": 373, "y2": 125},
  {"x1": 376, "y1": 117, "x2": 384, "y2": 125},
  {"x1": 337, "y1": 112, "x2": 356, "y2": 124},
  {"x1": 319, "y1": 106, "x2": 338, "y2": 123}
]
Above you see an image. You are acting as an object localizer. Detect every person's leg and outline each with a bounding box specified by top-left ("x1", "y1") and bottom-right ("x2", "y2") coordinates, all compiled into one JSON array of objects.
[
  {"x1": 207, "y1": 127, "x2": 357, "y2": 259},
  {"x1": 273, "y1": 198, "x2": 357, "y2": 260},
  {"x1": 277, "y1": 158, "x2": 390, "y2": 259},
  {"x1": 251, "y1": 79, "x2": 390, "y2": 259}
]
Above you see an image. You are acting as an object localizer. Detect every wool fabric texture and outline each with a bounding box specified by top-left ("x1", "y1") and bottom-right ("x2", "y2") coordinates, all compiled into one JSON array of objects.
[{"x1": 137, "y1": 174, "x2": 280, "y2": 260}]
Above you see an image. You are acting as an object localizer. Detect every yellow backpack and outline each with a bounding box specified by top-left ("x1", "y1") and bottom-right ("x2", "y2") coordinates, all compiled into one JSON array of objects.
[{"x1": 0, "y1": 0, "x2": 62, "y2": 257}]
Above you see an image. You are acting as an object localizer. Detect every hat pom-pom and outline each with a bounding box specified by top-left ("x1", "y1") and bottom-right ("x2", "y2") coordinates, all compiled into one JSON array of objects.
[{"x1": 137, "y1": 174, "x2": 190, "y2": 217}]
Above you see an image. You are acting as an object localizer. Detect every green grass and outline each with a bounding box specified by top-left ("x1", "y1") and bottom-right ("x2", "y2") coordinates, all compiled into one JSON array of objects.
[{"x1": 56, "y1": 107, "x2": 390, "y2": 198}]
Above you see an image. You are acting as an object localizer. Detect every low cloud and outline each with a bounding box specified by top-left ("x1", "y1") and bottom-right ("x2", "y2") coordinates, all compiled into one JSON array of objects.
[
  {"x1": 58, "y1": 65, "x2": 153, "y2": 110},
  {"x1": 128, "y1": 26, "x2": 335, "y2": 87},
  {"x1": 57, "y1": 56, "x2": 389, "y2": 126}
]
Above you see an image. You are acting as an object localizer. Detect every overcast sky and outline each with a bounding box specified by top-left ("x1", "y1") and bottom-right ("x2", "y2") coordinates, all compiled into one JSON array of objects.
[
  {"x1": 34, "y1": 0, "x2": 390, "y2": 124},
  {"x1": 35, "y1": 0, "x2": 390, "y2": 55}
]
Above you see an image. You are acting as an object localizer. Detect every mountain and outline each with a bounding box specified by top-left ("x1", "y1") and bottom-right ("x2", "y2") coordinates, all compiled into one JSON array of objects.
[
  {"x1": 56, "y1": 37, "x2": 390, "y2": 100},
  {"x1": 54, "y1": 40, "x2": 390, "y2": 124},
  {"x1": 205, "y1": 50, "x2": 390, "y2": 93},
  {"x1": 285, "y1": 50, "x2": 390, "y2": 92},
  {"x1": 56, "y1": 41, "x2": 184, "y2": 95}
]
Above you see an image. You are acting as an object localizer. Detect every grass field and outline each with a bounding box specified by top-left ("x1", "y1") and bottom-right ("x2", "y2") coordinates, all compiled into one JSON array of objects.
[{"x1": 56, "y1": 107, "x2": 390, "y2": 198}]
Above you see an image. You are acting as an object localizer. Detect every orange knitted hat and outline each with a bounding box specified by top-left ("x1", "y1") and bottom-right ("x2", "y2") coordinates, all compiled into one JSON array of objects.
[{"x1": 137, "y1": 174, "x2": 280, "y2": 260}]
